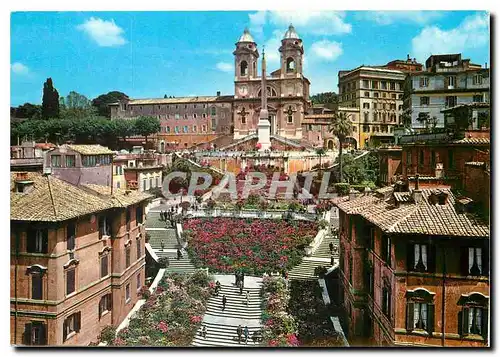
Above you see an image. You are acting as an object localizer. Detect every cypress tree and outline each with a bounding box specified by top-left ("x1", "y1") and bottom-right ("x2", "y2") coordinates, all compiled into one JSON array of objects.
[{"x1": 42, "y1": 78, "x2": 60, "y2": 119}]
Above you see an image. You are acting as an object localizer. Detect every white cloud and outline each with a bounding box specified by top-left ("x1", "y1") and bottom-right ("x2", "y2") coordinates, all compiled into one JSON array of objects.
[
  {"x1": 248, "y1": 10, "x2": 351, "y2": 36},
  {"x1": 366, "y1": 11, "x2": 444, "y2": 25},
  {"x1": 215, "y1": 62, "x2": 233, "y2": 73},
  {"x1": 77, "y1": 17, "x2": 127, "y2": 47},
  {"x1": 411, "y1": 12, "x2": 489, "y2": 62},
  {"x1": 262, "y1": 30, "x2": 283, "y2": 66},
  {"x1": 249, "y1": 11, "x2": 267, "y2": 35},
  {"x1": 310, "y1": 40, "x2": 343, "y2": 61},
  {"x1": 11, "y1": 62, "x2": 29, "y2": 75}
]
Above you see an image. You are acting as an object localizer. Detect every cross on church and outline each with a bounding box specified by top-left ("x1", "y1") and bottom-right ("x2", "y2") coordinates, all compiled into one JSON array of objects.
[
  {"x1": 238, "y1": 107, "x2": 248, "y2": 123},
  {"x1": 283, "y1": 105, "x2": 297, "y2": 115}
]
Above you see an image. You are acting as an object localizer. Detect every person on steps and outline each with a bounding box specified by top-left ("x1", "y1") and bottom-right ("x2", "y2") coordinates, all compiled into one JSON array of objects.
[
  {"x1": 245, "y1": 291, "x2": 249, "y2": 306},
  {"x1": 237, "y1": 325, "x2": 242, "y2": 343},
  {"x1": 222, "y1": 295, "x2": 227, "y2": 310},
  {"x1": 331, "y1": 254, "x2": 335, "y2": 266},
  {"x1": 329, "y1": 241, "x2": 334, "y2": 254},
  {"x1": 201, "y1": 326, "x2": 207, "y2": 338},
  {"x1": 215, "y1": 280, "x2": 221, "y2": 296},
  {"x1": 244, "y1": 326, "x2": 249, "y2": 344},
  {"x1": 160, "y1": 240, "x2": 165, "y2": 251},
  {"x1": 239, "y1": 283, "x2": 243, "y2": 295},
  {"x1": 177, "y1": 248, "x2": 182, "y2": 260}
]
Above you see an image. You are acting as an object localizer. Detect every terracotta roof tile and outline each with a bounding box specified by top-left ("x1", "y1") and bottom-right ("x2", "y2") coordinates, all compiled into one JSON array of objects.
[
  {"x1": 66, "y1": 144, "x2": 114, "y2": 155},
  {"x1": 333, "y1": 188, "x2": 489, "y2": 238}
]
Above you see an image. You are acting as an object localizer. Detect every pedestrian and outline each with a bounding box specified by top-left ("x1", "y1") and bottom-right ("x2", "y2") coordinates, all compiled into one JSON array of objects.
[
  {"x1": 331, "y1": 254, "x2": 335, "y2": 266},
  {"x1": 239, "y1": 283, "x2": 243, "y2": 295},
  {"x1": 244, "y1": 326, "x2": 249, "y2": 344},
  {"x1": 159, "y1": 211, "x2": 163, "y2": 221},
  {"x1": 160, "y1": 240, "x2": 165, "y2": 251},
  {"x1": 241, "y1": 271, "x2": 245, "y2": 286},
  {"x1": 222, "y1": 295, "x2": 227, "y2": 310},
  {"x1": 201, "y1": 325, "x2": 207, "y2": 338},
  {"x1": 237, "y1": 325, "x2": 242, "y2": 343},
  {"x1": 215, "y1": 280, "x2": 221, "y2": 296},
  {"x1": 329, "y1": 241, "x2": 334, "y2": 253},
  {"x1": 177, "y1": 248, "x2": 182, "y2": 260},
  {"x1": 245, "y1": 291, "x2": 249, "y2": 306},
  {"x1": 235, "y1": 271, "x2": 239, "y2": 286}
]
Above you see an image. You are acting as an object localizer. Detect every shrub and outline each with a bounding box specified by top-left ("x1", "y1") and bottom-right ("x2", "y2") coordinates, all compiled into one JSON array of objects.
[
  {"x1": 287, "y1": 201, "x2": 301, "y2": 212},
  {"x1": 138, "y1": 286, "x2": 151, "y2": 299},
  {"x1": 314, "y1": 266, "x2": 328, "y2": 277},
  {"x1": 334, "y1": 183, "x2": 350, "y2": 196},
  {"x1": 99, "y1": 325, "x2": 117, "y2": 344},
  {"x1": 318, "y1": 219, "x2": 329, "y2": 230},
  {"x1": 158, "y1": 257, "x2": 170, "y2": 268},
  {"x1": 350, "y1": 184, "x2": 366, "y2": 193}
]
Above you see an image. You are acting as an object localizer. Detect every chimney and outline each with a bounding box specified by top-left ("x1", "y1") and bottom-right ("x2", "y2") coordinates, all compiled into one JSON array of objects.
[
  {"x1": 412, "y1": 174, "x2": 423, "y2": 204},
  {"x1": 216, "y1": 91, "x2": 221, "y2": 96}
]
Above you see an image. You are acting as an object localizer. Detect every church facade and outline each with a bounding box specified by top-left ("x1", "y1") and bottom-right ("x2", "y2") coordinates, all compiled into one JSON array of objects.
[{"x1": 232, "y1": 26, "x2": 311, "y2": 140}]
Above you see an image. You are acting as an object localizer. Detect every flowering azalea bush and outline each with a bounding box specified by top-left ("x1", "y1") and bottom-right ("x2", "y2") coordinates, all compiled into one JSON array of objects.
[
  {"x1": 260, "y1": 276, "x2": 299, "y2": 347},
  {"x1": 112, "y1": 271, "x2": 214, "y2": 346},
  {"x1": 184, "y1": 218, "x2": 318, "y2": 275}
]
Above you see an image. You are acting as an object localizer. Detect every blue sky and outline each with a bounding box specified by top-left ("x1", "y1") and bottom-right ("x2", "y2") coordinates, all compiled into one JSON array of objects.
[{"x1": 10, "y1": 10, "x2": 489, "y2": 106}]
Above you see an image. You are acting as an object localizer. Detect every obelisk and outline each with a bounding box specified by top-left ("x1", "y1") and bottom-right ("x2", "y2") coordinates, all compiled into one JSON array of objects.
[{"x1": 257, "y1": 48, "x2": 271, "y2": 151}]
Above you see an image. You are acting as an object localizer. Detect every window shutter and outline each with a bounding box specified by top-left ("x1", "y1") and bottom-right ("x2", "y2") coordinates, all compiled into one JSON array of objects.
[
  {"x1": 481, "y1": 308, "x2": 488, "y2": 341},
  {"x1": 427, "y1": 244, "x2": 436, "y2": 273},
  {"x1": 419, "y1": 78, "x2": 423, "y2": 87},
  {"x1": 481, "y1": 243, "x2": 489, "y2": 277},
  {"x1": 107, "y1": 294, "x2": 112, "y2": 311},
  {"x1": 406, "y1": 302, "x2": 414, "y2": 331},
  {"x1": 457, "y1": 311, "x2": 463, "y2": 336},
  {"x1": 75, "y1": 312, "x2": 81, "y2": 332},
  {"x1": 407, "y1": 243, "x2": 414, "y2": 271},
  {"x1": 98, "y1": 299, "x2": 102, "y2": 319},
  {"x1": 27, "y1": 230, "x2": 36, "y2": 253},
  {"x1": 63, "y1": 319, "x2": 68, "y2": 341},
  {"x1": 23, "y1": 323, "x2": 32, "y2": 345},
  {"x1": 460, "y1": 247, "x2": 469, "y2": 276},
  {"x1": 427, "y1": 304, "x2": 435, "y2": 334},
  {"x1": 40, "y1": 323, "x2": 47, "y2": 345},
  {"x1": 462, "y1": 307, "x2": 470, "y2": 335},
  {"x1": 42, "y1": 230, "x2": 48, "y2": 254}
]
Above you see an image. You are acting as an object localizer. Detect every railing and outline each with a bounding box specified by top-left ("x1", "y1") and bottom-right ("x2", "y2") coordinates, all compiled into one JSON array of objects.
[{"x1": 187, "y1": 208, "x2": 317, "y2": 221}]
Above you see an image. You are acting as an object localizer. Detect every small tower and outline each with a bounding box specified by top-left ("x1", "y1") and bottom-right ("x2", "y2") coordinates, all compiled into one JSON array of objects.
[
  {"x1": 279, "y1": 24, "x2": 304, "y2": 77},
  {"x1": 257, "y1": 48, "x2": 271, "y2": 152},
  {"x1": 234, "y1": 28, "x2": 259, "y2": 80}
]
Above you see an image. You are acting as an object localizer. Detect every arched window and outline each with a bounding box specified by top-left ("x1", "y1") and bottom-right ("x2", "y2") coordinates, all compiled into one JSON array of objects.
[
  {"x1": 160, "y1": 141, "x2": 165, "y2": 153},
  {"x1": 327, "y1": 140, "x2": 334, "y2": 150},
  {"x1": 286, "y1": 57, "x2": 295, "y2": 72},
  {"x1": 405, "y1": 288, "x2": 436, "y2": 334},
  {"x1": 287, "y1": 106, "x2": 293, "y2": 123},
  {"x1": 258, "y1": 86, "x2": 277, "y2": 98},
  {"x1": 240, "y1": 61, "x2": 248, "y2": 76}
]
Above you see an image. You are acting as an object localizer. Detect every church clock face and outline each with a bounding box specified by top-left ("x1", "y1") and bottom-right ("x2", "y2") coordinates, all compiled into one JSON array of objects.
[{"x1": 238, "y1": 85, "x2": 248, "y2": 96}]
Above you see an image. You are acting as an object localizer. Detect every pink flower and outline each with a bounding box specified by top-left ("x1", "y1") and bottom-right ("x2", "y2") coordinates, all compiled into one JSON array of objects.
[
  {"x1": 157, "y1": 321, "x2": 168, "y2": 333},
  {"x1": 190, "y1": 315, "x2": 202, "y2": 323},
  {"x1": 269, "y1": 339, "x2": 279, "y2": 347}
]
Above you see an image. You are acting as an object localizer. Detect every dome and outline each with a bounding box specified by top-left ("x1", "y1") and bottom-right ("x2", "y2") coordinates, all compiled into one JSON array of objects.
[
  {"x1": 283, "y1": 24, "x2": 300, "y2": 39},
  {"x1": 238, "y1": 28, "x2": 255, "y2": 43}
]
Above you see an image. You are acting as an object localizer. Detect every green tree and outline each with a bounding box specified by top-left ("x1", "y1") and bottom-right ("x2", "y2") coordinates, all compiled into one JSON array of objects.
[
  {"x1": 42, "y1": 78, "x2": 60, "y2": 119},
  {"x1": 134, "y1": 116, "x2": 160, "y2": 147},
  {"x1": 329, "y1": 111, "x2": 353, "y2": 183},
  {"x1": 12, "y1": 103, "x2": 42, "y2": 119},
  {"x1": 315, "y1": 148, "x2": 326, "y2": 172},
  {"x1": 310, "y1": 92, "x2": 338, "y2": 108},
  {"x1": 59, "y1": 91, "x2": 98, "y2": 119},
  {"x1": 92, "y1": 91, "x2": 129, "y2": 117}
]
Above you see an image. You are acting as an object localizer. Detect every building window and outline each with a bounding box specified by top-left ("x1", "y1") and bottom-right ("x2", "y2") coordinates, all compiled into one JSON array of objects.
[
  {"x1": 63, "y1": 312, "x2": 81, "y2": 341},
  {"x1": 27, "y1": 229, "x2": 48, "y2": 254},
  {"x1": 362, "y1": 80, "x2": 369, "y2": 88},
  {"x1": 193, "y1": 113, "x2": 197, "y2": 119},
  {"x1": 117, "y1": 182, "x2": 120, "y2": 189},
  {"x1": 126, "y1": 283, "x2": 131, "y2": 303},
  {"x1": 202, "y1": 113, "x2": 206, "y2": 118},
  {"x1": 99, "y1": 294, "x2": 112, "y2": 318},
  {"x1": 363, "y1": 102, "x2": 370, "y2": 109},
  {"x1": 473, "y1": 95, "x2": 483, "y2": 103},
  {"x1": 23, "y1": 321, "x2": 47, "y2": 345},
  {"x1": 136, "y1": 206, "x2": 144, "y2": 224},
  {"x1": 445, "y1": 96, "x2": 457, "y2": 107},
  {"x1": 374, "y1": 92, "x2": 379, "y2": 98},
  {"x1": 364, "y1": 91, "x2": 370, "y2": 98},
  {"x1": 211, "y1": 107, "x2": 216, "y2": 116},
  {"x1": 372, "y1": 81, "x2": 378, "y2": 89},
  {"x1": 458, "y1": 293, "x2": 489, "y2": 339},
  {"x1": 447, "y1": 76, "x2": 456, "y2": 87},
  {"x1": 100, "y1": 254, "x2": 109, "y2": 278},
  {"x1": 184, "y1": 114, "x2": 188, "y2": 119},
  {"x1": 382, "y1": 287, "x2": 391, "y2": 318},
  {"x1": 352, "y1": 126, "x2": 357, "y2": 132},
  {"x1": 183, "y1": 125, "x2": 188, "y2": 133},
  {"x1": 472, "y1": 74, "x2": 483, "y2": 85},
  {"x1": 407, "y1": 243, "x2": 435, "y2": 272},
  {"x1": 420, "y1": 77, "x2": 429, "y2": 87},
  {"x1": 381, "y1": 81, "x2": 387, "y2": 90},
  {"x1": 202, "y1": 125, "x2": 207, "y2": 132},
  {"x1": 137, "y1": 238, "x2": 142, "y2": 260},
  {"x1": 382, "y1": 234, "x2": 391, "y2": 266},
  {"x1": 98, "y1": 215, "x2": 110, "y2": 238},
  {"x1": 175, "y1": 126, "x2": 179, "y2": 133},
  {"x1": 175, "y1": 113, "x2": 180, "y2": 120},
  {"x1": 363, "y1": 125, "x2": 370, "y2": 133},
  {"x1": 390, "y1": 82, "x2": 396, "y2": 90},
  {"x1": 391, "y1": 93, "x2": 397, "y2": 99},
  {"x1": 66, "y1": 268, "x2": 76, "y2": 295},
  {"x1": 126, "y1": 246, "x2": 131, "y2": 268},
  {"x1": 31, "y1": 272, "x2": 43, "y2": 300},
  {"x1": 406, "y1": 289, "x2": 435, "y2": 334},
  {"x1": 65, "y1": 155, "x2": 75, "y2": 167},
  {"x1": 464, "y1": 247, "x2": 485, "y2": 276},
  {"x1": 137, "y1": 273, "x2": 141, "y2": 291},
  {"x1": 240, "y1": 60, "x2": 248, "y2": 76},
  {"x1": 67, "y1": 222, "x2": 76, "y2": 251},
  {"x1": 51, "y1": 155, "x2": 61, "y2": 167},
  {"x1": 166, "y1": 126, "x2": 170, "y2": 133}
]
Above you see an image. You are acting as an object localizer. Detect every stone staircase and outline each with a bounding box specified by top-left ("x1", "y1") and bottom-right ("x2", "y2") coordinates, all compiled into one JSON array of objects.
[
  {"x1": 288, "y1": 231, "x2": 336, "y2": 281},
  {"x1": 156, "y1": 251, "x2": 197, "y2": 274},
  {"x1": 147, "y1": 229, "x2": 180, "y2": 250},
  {"x1": 192, "y1": 276, "x2": 263, "y2": 347}
]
